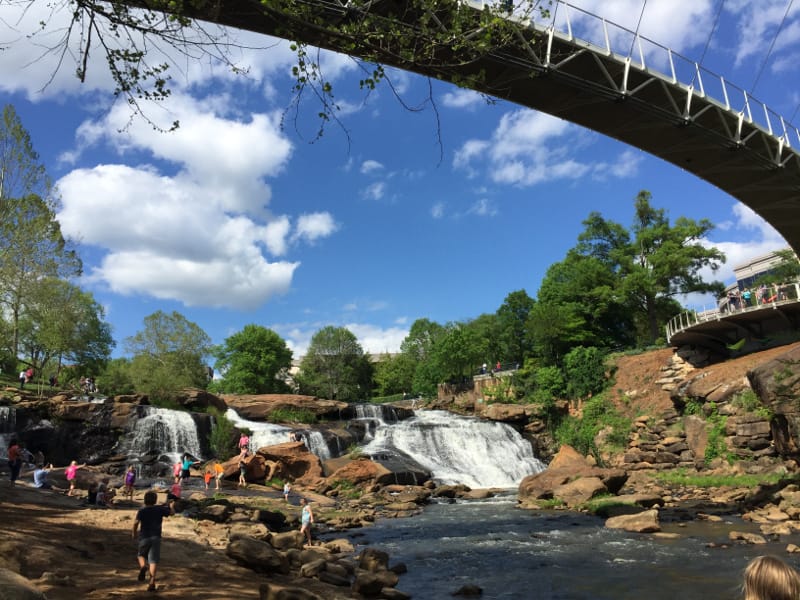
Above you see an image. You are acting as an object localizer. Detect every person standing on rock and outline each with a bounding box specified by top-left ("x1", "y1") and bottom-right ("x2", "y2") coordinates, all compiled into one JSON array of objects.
[
  {"x1": 133, "y1": 490, "x2": 175, "y2": 593},
  {"x1": 238, "y1": 456, "x2": 247, "y2": 490},
  {"x1": 238, "y1": 432, "x2": 250, "y2": 452},
  {"x1": 179, "y1": 453, "x2": 199, "y2": 483},
  {"x1": 213, "y1": 461, "x2": 224, "y2": 491},
  {"x1": 299, "y1": 498, "x2": 314, "y2": 547},
  {"x1": 7, "y1": 439, "x2": 21, "y2": 485},
  {"x1": 283, "y1": 481, "x2": 291, "y2": 502},
  {"x1": 65, "y1": 460, "x2": 87, "y2": 496},
  {"x1": 124, "y1": 465, "x2": 137, "y2": 501},
  {"x1": 742, "y1": 555, "x2": 800, "y2": 600}
]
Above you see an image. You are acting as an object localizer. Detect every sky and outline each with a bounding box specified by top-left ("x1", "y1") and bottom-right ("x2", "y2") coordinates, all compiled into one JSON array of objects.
[{"x1": 1, "y1": 0, "x2": 799, "y2": 360}]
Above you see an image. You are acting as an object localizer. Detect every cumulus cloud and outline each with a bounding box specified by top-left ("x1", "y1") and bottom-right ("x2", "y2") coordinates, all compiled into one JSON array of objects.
[
  {"x1": 431, "y1": 202, "x2": 445, "y2": 219},
  {"x1": 292, "y1": 213, "x2": 339, "y2": 243},
  {"x1": 454, "y1": 110, "x2": 634, "y2": 187},
  {"x1": 54, "y1": 95, "x2": 339, "y2": 311},
  {"x1": 276, "y1": 321, "x2": 408, "y2": 356},
  {"x1": 682, "y1": 203, "x2": 789, "y2": 310},
  {"x1": 441, "y1": 89, "x2": 486, "y2": 110}
]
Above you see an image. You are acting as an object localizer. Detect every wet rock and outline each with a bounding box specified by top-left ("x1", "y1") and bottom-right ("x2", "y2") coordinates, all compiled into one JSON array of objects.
[
  {"x1": 605, "y1": 509, "x2": 661, "y2": 533},
  {"x1": 452, "y1": 583, "x2": 483, "y2": 596},
  {"x1": 259, "y1": 583, "x2": 323, "y2": 600}
]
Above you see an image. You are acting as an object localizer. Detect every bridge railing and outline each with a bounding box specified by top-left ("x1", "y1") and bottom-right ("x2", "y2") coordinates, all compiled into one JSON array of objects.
[
  {"x1": 466, "y1": 0, "x2": 800, "y2": 150},
  {"x1": 665, "y1": 282, "x2": 800, "y2": 342}
]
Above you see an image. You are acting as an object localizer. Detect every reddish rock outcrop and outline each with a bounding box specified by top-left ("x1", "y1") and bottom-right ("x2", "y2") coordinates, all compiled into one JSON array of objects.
[
  {"x1": 518, "y1": 445, "x2": 628, "y2": 509},
  {"x1": 222, "y1": 394, "x2": 348, "y2": 421}
]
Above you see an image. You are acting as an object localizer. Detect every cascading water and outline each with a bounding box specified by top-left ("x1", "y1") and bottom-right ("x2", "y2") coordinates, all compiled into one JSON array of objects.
[
  {"x1": 128, "y1": 406, "x2": 203, "y2": 465},
  {"x1": 225, "y1": 409, "x2": 333, "y2": 460},
  {"x1": 353, "y1": 404, "x2": 401, "y2": 441},
  {"x1": 0, "y1": 406, "x2": 16, "y2": 451},
  {"x1": 362, "y1": 410, "x2": 545, "y2": 488},
  {"x1": 225, "y1": 409, "x2": 290, "y2": 450}
]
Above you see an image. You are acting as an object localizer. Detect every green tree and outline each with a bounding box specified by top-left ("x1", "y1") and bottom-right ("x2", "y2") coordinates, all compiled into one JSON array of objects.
[
  {"x1": 0, "y1": 194, "x2": 82, "y2": 361},
  {"x1": 578, "y1": 190, "x2": 725, "y2": 344},
  {"x1": 431, "y1": 322, "x2": 488, "y2": 382},
  {"x1": 213, "y1": 324, "x2": 293, "y2": 394},
  {"x1": 297, "y1": 326, "x2": 372, "y2": 401},
  {"x1": 97, "y1": 358, "x2": 136, "y2": 395},
  {"x1": 399, "y1": 318, "x2": 446, "y2": 396},
  {"x1": 496, "y1": 289, "x2": 536, "y2": 368},
  {"x1": 562, "y1": 346, "x2": 607, "y2": 400},
  {"x1": 18, "y1": 278, "x2": 114, "y2": 380},
  {"x1": 0, "y1": 105, "x2": 50, "y2": 202},
  {"x1": 124, "y1": 310, "x2": 212, "y2": 401},
  {"x1": 373, "y1": 352, "x2": 416, "y2": 397},
  {"x1": 466, "y1": 313, "x2": 502, "y2": 370}
]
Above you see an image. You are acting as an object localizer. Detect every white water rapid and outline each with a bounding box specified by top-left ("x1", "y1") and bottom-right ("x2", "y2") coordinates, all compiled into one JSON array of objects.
[
  {"x1": 128, "y1": 406, "x2": 203, "y2": 463},
  {"x1": 224, "y1": 409, "x2": 333, "y2": 459},
  {"x1": 362, "y1": 410, "x2": 545, "y2": 488}
]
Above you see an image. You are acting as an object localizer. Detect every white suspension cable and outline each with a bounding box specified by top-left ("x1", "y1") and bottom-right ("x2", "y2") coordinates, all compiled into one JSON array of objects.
[{"x1": 750, "y1": 0, "x2": 794, "y2": 94}]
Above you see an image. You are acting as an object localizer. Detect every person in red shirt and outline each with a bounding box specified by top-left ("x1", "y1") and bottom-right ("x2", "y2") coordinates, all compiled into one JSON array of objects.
[{"x1": 7, "y1": 440, "x2": 21, "y2": 484}]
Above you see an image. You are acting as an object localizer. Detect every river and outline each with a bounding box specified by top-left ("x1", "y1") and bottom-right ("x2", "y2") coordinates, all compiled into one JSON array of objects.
[{"x1": 335, "y1": 493, "x2": 790, "y2": 600}]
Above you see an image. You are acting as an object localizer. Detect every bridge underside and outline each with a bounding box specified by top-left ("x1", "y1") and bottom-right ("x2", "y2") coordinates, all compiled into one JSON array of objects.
[
  {"x1": 172, "y1": 0, "x2": 800, "y2": 252},
  {"x1": 669, "y1": 303, "x2": 800, "y2": 357}
]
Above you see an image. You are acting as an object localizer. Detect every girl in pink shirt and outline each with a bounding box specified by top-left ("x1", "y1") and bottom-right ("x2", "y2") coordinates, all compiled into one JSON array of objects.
[{"x1": 65, "y1": 460, "x2": 86, "y2": 496}]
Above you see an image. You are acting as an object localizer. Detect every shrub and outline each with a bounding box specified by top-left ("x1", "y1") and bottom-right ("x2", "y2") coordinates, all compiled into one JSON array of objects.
[
  {"x1": 563, "y1": 346, "x2": 607, "y2": 400},
  {"x1": 554, "y1": 394, "x2": 630, "y2": 459},
  {"x1": 208, "y1": 408, "x2": 238, "y2": 458},
  {"x1": 269, "y1": 407, "x2": 317, "y2": 424}
]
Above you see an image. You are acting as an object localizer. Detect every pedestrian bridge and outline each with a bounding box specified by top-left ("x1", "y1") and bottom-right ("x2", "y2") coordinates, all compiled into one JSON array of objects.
[
  {"x1": 172, "y1": 0, "x2": 800, "y2": 252},
  {"x1": 666, "y1": 282, "x2": 800, "y2": 356}
]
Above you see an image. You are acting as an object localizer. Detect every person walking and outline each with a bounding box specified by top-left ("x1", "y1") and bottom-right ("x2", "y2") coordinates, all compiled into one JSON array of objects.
[
  {"x1": 65, "y1": 460, "x2": 87, "y2": 496},
  {"x1": 238, "y1": 432, "x2": 250, "y2": 452},
  {"x1": 238, "y1": 456, "x2": 247, "y2": 490},
  {"x1": 299, "y1": 497, "x2": 314, "y2": 547},
  {"x1": 283, "y1": 481, "x2": 291, "y2": 502},
  {"x1": 213, "y1": 461, "x2": 224, "y2": 491},
  {"x1": 133, "y1": 490, "x2": 175, "y2": 593},
  {"x1": 742, "y1": 555, "x2": 800, "y2": 600}
]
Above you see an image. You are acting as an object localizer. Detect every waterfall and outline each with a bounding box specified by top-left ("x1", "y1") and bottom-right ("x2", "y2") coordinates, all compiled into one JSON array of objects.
[
  {"x1": 0, "y1": 406, "x2": 16, "y2": 433},
  {"x1": 225, "y1": 409, "x2": 333, "y2": 460},
  {"x1": 128, "y1": 406, "x2": 203, "y2": 464},
  {"x1": 362, "y1": 410, "x2": 545, "y2": 488},
  {"x1": 353, "y1": 403, "x2": 397, "y2": 441},
  {"x1": 298, "y1": 430, "x2": 332, "y2": 460},
  {"x1": 225, "y1": 409, "x2": 290, "y2": 450}
]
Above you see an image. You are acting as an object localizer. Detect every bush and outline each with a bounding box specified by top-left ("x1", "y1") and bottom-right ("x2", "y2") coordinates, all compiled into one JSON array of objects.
[
  {"x1": 563, "y1": 346, "x2": 608, "y2": 400},
  {"x1": 269, "y1": 407, "x2": 317, "y2": 424},
  {"x1": 554, "y1": 395, "x2": 630, "y2": 459},
  {"x1": 208, "y1": 408, "x2": 238, "y2": 458}
]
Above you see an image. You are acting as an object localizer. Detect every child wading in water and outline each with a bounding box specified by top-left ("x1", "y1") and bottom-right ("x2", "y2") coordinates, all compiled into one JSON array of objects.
[
  {"x1": 124, "y1": 465, "x2": 136, "y2": 501},
  {"x1": 204, "y1": 468, "x2": 213, "y2": 491},
  {"x1": 65, "y1": 460, "x2": 86, "y2": 496}
]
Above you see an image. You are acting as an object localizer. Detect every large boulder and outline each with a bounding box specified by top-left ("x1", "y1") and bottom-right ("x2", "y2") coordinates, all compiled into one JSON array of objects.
[
  {"x1": 257, "y1": 444, "x2": 324, "y2": 483},
  {"x1": 172, "y1": 388, "x2": 227, "y2": 412},
  {"x1": 518, "y1": 445, "x2": 628, "y2": 509},
  {"x1": 605, "y1": 509, "x2": 661, "y2": 533},
  {"x1": 749, "y1": 345, "x2": 800, "y2": 456},
  {"x1": 222, "y1": 394, "x2": 348, "y2": 421},
  {"x1": 226, "y1": 537, "x2": 289, "y2": 574}
]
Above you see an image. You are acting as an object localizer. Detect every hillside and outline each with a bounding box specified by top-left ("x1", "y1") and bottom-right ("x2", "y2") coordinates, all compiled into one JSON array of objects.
[{"x1": 608, "y1": 341, "x2": 800, "y2": 417}]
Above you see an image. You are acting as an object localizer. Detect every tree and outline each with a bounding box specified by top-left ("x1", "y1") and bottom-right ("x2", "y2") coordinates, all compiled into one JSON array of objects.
[
  {"x1": 297, "y1": 326, "x2": 372, "y2": 401},
  {"x1": 0, "y1": 105, "x2": 50, "y2": 202},
  {"x1": 372, "y1": 352, "x2": 416, "y2": 397},
  {"x1": 431, "y1": 322, "x2": 488, "y2": 382},
  {"x1": 399, "y1": 318, "x2": 446, "y2": 396},
  {"x1": 0, "y1": 194, "x2": 82, "y2": 360},
  {"x1": 124, "y1": 310, "x2": 212, "y2": 401},
  {"x1": 18, "y1": 278, "x2": 114, "y2": 380},
  {"x1": 13, "y1": 1, "x2": 550, "y2": 137},
  {"x1": 495, "y1": 289, "x2": 536, "y2": 367},
  {"x1": 213, "y1": 324, "x2": 293, "y2": 394},
  {"x1": 577, "y1": 190, "x2": 725, "y2": 344}
]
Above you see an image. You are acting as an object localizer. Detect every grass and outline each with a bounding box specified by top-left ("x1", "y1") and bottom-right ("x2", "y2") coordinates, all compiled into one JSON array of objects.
[
  {"x1": 651, "y1": 468, "x2": 794, "y2": 488},
  {"x1": 268, "y1": 407, "x2": 317, "y2": 424}
]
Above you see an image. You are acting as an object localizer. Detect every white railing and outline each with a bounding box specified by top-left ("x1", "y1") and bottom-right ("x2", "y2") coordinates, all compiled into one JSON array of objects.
[
  {"x1": 466, "y1": 0, "x2": 800, "y2": 149},
  {"x1": 665, "y1": 282, "x2": 800, "y2": 342}
]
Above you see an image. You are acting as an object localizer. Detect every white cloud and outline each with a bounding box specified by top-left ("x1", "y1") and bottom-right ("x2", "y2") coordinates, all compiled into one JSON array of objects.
[
  {"x1": 431, "y1": 202, "x2": 445, "y2": 219},
  {"x1": 363, "y1": 181, "x2": 387, "y2": 201},
  {"x1": 56, "y1": 164, "x2": 301, "y2": 309},
  {"x1": 361, "y1": 159, "x2": 385, "y2": 174},
  {"x1": 277, "y1": 321, "x2": 408, "y2": 356},
  {"x1": 454, "y1": 110, "x2": 640, "y2": 187},
  {"x1": 441, "y1": 89, "x2": 486, "y2": 110},
  {"x1": 682, "y1": 203, "x2": 789, "y2": 310},
  {"x1": 292, "y1": 213, "x2": 338, "y2": 243},
  {"x1": 468, "y1": 198, "x2": 498, "y2": 217}
]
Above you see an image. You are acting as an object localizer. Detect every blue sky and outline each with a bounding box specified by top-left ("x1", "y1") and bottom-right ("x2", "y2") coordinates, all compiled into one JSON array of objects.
[{"x1": 1, "y1": 0, "x2": 798, "y2": 358}]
